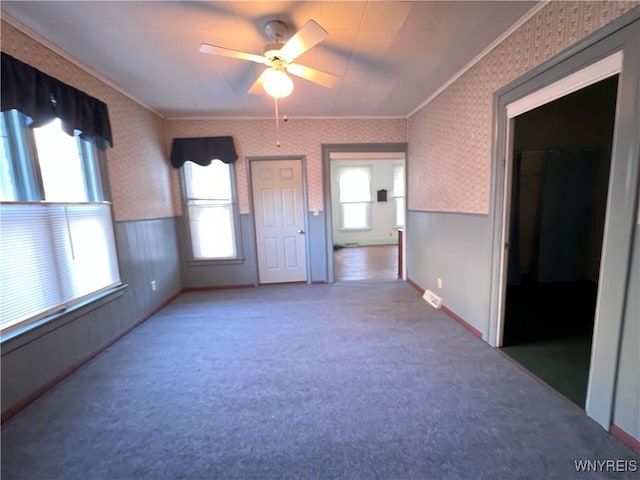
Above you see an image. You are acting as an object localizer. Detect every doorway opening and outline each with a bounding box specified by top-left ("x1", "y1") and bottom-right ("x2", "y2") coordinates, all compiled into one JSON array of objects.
[
  {"x1": 329, "y1": 152, "x2": 405, "y2": 282},
  {"x1": 501, "y1": 76, "x2": 619, "y2": 409}
]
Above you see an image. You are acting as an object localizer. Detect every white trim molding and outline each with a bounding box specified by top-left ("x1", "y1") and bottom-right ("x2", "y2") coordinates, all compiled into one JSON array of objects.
[{"x1": 506, "y1": 51, "x2": 624, "y2": 118}]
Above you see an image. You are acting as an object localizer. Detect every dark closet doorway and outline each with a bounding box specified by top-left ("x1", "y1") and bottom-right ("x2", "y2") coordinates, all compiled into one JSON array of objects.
[{"x1": 501, "y1": 75, "x2": 619, "y2": 409}]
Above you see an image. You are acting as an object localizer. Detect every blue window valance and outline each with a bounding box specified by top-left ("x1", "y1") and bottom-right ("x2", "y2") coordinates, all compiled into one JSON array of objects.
[
  {"x1": 1, "y1": 52, "x2": 113, "y2": 149},
  {"x1": 170, "y1": 136, "x2": 238, "y2": 168}
]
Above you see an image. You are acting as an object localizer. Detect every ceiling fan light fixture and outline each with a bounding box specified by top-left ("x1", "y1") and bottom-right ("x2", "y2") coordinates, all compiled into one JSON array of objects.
[
  {"x1": 263, "y1": 68, "x2": 293, "y2": 99},
  {"x1": 200, "y1": 19, "x2": 337, "y2": 98},
  {"x1": 263, "y1": 42, "x2": 284, "y2": 60}
]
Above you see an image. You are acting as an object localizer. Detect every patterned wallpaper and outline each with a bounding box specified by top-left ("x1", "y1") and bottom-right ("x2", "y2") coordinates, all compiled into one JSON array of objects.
[
  {"x1": 9, "y1": 0, "x2": 633, "y2": 218},
  {"x1": 407, "y1": 0, "x2": 639, "y2": 213},
  {"x1": 167, "y1": 118, "x2": 407, "y2": 214},
  {"x1": 0, "y1": 21, "x2": 176, "y2": 222}
]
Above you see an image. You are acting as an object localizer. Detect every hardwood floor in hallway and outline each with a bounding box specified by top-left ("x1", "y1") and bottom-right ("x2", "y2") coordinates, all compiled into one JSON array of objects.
[{"x1": 333, "y1": 245, "x2": 399, "y2": 282}]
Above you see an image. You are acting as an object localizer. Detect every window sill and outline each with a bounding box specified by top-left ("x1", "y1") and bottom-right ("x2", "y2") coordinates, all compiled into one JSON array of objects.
[
  {"x1": 1, "y1": 284, "x2": 128, "y2": 350},
  {"x1": 187, "y1": 257, "x2": 246, "y2": 267}
]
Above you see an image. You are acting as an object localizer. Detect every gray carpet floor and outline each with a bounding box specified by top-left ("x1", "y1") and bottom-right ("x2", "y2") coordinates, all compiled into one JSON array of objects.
[{"x1": 1, "y1": 281, "x2": 638, "y2": 480}]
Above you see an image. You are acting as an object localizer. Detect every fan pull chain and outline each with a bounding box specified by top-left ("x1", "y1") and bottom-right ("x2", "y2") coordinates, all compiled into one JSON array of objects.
[{"x1": 274, "y1": 97, "x2": 281, "y2": 148}]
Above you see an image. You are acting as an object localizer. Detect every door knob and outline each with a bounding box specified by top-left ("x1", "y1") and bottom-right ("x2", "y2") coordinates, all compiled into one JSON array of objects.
[{"x1": 297, "y1": 229, "x2": 305, "y2": 234}]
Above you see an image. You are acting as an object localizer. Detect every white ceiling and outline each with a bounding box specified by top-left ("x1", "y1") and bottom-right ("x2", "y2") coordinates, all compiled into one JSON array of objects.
[{"x1": 1, "y1": 1, "x2": 538, "y2": 119}]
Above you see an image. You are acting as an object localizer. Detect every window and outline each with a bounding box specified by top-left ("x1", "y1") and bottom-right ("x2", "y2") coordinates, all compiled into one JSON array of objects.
[
  {"x1": 338, "y1": 166, "x2": 372, "y2": 230},
  {"x1": 0, "y1": 110, "x2": 120, "y2": 334},
  {"x1": 181, "y1": 160, "x2": 241, "y2": 260},
  {"x1": 0, "y1": 114, "x2": 18, "y2": 201},
  {"x1": 393, "y1": 164, "x2": 405, "y2": 228},
  {"x1": 33, "y1": 119, "x2": 94, "y2": 201}
]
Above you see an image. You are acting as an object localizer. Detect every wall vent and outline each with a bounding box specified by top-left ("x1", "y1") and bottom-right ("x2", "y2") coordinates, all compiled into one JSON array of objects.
[{"x1": 423, "y1": 289, "x2": 442, "y2": 309}]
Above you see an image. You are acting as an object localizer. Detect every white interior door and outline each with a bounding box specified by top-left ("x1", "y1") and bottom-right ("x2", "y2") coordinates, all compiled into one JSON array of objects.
[{"x1": 251, "y1": 159, "x2": 308, "y2": 284}]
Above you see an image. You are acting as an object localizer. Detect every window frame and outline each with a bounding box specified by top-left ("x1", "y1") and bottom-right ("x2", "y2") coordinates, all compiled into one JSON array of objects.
[
  {"x1": 179, "y1": 160, "x2": 244, "y2": 264},
  {"x1": 1, "y1": 109, "x2": 45, "y2": 201},
  {"x1": 337, "y1": 165, "x2": 373, "y2": 232}
]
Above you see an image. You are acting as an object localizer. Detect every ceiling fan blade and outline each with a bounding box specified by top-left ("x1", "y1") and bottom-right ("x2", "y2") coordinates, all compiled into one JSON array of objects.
[
  {"x1": 199, "y1": 43, "x2": 269, "y2": 65},
  {"x1": 247, "y1": 70, "x2": 268, "y2": 95},
  {"x1": 280, "y1": 20, "x2": 328, "y2": 62},
  {"x1": 287, "y1": 63, "x2": 338, "y2": 88}
]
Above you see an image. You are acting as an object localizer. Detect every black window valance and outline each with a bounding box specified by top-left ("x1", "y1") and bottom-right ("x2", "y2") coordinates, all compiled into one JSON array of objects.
[
  {"x1": 1, "y1": 52, "x2": 113, "y2": 149},
  {"x1": 170, "y1": 136, "x2": 238, "y2": 168}
]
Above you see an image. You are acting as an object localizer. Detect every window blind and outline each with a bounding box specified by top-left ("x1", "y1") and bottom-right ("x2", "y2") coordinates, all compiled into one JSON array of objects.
[
  {"x1": 0, "y1": 202, "x2": 120, "y2": 331},
  {"x1": 0, "y1": 204, "x2": 65, "y2": 328}
]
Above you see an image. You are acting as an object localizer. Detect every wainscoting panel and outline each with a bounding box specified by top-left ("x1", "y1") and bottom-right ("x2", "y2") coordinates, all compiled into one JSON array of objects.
[
  {"x1": 613, "y1": 225, "x2": 640, "y2": 443},
  {"x1": 179, "y1": 212, "x2": 328, "y2": 288},
  {"x1": 1, "y1": 217, "x2": 181, "y2": 417},
  {"x1": 308, "y1": 212, "x2": 327, "y2": 283},
  {"x1": 406, "y1": 210, "x2": 493, "y2": 338}
]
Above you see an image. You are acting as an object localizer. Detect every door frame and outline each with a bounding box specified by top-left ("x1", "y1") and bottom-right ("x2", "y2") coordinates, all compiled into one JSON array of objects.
[
  {"x1": 248, "y1": 156, "x2": 311, "y2": 284},
  {"x1": 488, "y1": 12, "x2": 640, "y2": 430},
  {"x1": 495, "y1": 51, "x2": 623, "y2": 348},
  {"x1": 322, "y1": 143, "x2": 409, "y2": 283}
]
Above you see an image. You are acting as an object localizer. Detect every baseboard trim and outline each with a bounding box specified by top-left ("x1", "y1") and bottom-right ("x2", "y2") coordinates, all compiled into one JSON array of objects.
[
  {"x1": 312, "y1": 280, "x2": 327, "y2": 285},
  {"x1": 183, "y1": 284, "x2": 256, "y2": 291},
  {"x1": 611, "y1": 424, "x2": 640, "y2": 454},
  {"x1": 441, "y1": 304, "x2": 483, "y2": 339},
  {"x1": 1, "y1": 290, "x2": 182, "y2": 424},
  {"x1": 406, "y1": 278, "x2": 482, "y2": 338},
  {"x1": 407, "y1": 277, "x2": 425, "y2": 294}
]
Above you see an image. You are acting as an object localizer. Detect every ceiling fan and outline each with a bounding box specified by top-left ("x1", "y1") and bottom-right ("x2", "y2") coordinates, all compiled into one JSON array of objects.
[{"x1": 199, "y1": 19, "x2": 338, "y2": 99}]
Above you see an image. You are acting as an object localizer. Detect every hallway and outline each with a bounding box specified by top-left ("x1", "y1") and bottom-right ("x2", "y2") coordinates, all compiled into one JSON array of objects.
[{"x1": 333, "y1": 245, "x2": 399, "y2": 282}]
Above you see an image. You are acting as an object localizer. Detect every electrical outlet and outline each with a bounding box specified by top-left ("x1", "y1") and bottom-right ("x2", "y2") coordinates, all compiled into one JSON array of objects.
[
  {"x1": 437, "y1": 278, "x2": 443, "y2": 289},
  {"x1": 151, "y1": 280, "x2": 157, "y2": 291}
]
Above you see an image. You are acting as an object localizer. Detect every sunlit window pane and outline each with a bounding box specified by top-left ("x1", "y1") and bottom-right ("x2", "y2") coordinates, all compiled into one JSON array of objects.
[
  {"x1": 33, "y1": 119, "x2": 88, "y2": 202},
  {"x1": 338, "y1": 166, "x2": 372, "y2": 230},
  {"x1": 393, "y1": 165, "x2": 405, "y2": 197},
  {"x1": 341, "y1": 203, "x2": 370, "y2": 229},
  {"x1": 183, "y1": 159, "x2": 238, "y2": 260},
  {"x1": 338, "y1": 167, "x2": 371, "y2": 202},
  {"x1": 184, "y1": 160, "x2": 231, "y2": 200},
  {"x1": 188, "y1": 204, "x2": 236, "y2": 259},
  {"x1": 50, "y1": 204, "x2": 120, "y2": 300},
  {"x1": 395, "y1": 198, "x2": 405, "y2": 227}
]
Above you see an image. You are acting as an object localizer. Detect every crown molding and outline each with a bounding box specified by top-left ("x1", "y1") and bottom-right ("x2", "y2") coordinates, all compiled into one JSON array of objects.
[
  {"x1": 165, "y1": 115, "x2": 407, "y2": 121},
  {"x1": 407, "y1": 0, "x2": 550, "y2": 118}
]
